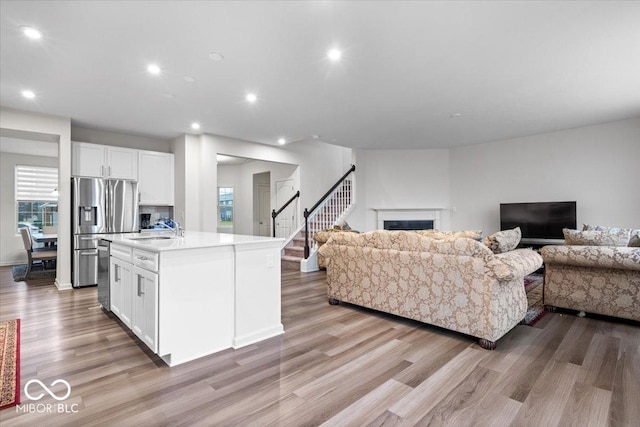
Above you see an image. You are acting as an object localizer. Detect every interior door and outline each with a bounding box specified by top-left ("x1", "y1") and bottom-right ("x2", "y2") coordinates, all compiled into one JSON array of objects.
[
  {"x1": 258, "y1": 184, "x2": 271, "y2": 236},
  {"x1": 275, "y1": 179, "x2": 296, "y2": 238}
]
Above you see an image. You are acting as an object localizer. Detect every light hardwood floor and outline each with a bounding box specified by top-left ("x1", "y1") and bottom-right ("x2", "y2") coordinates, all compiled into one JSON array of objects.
[{"x1": 0, "y1": 266, "x2": 638, "y2": 426}]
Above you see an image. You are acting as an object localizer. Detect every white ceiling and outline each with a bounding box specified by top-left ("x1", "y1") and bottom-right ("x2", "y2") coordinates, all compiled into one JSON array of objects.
[{"x1": 1, "y1": 1, "x2": 639, "y2": 149}]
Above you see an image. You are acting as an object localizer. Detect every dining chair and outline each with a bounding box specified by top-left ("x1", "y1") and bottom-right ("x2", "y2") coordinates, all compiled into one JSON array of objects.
[{"x1": 19, "y1": 228, "x2": 57, "y2": 279}]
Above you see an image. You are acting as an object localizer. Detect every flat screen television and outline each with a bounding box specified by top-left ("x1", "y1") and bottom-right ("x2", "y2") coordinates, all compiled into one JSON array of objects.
[{"x1": 500, "y1": 201, "x2": 576, "y2": 241}]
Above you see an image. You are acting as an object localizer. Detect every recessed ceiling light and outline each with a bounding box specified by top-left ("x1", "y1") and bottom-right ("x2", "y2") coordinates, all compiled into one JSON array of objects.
[
  {"x1": 246, "y1": 93, "x2": 257, "y2": 103},
  {"x1": 327, "y1": 48, "x2": 342, "y2": 62},
  {"x1": 191, "y1": 122, "x2": 201, "y2": 130},
  {"x1": 147, "y1": 64, "x2": 161, "y2": 75},
  {"x1": 163, "y1": 93, "x2": 175, "y2": 99},
  {"x1": 183, "y1": 76, "x2": 196, "y2": 83},
  {"x1": 209, "y1": 52, "x2": 224, "y2": 61},
  {"x1": 312, "y1": 134, "x2": 320, "y2": 139},
  {"x1": 278, "y1": 138, "x2": 286, "y2": 145},
  {"x1": 21, "y1": 90, "x2": 36, "y2": 99},
  {"x1": 20, "y1": 25, "x2": 42, "y2": 40},
  {"x1": 450, "y1": 113, "x2": 462, "y2": 118}
]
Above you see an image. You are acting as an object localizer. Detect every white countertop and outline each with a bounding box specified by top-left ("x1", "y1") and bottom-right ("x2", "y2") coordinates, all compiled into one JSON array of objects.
[{"x1": 104, "y1": 231, "x2": 284, "y2": 252}]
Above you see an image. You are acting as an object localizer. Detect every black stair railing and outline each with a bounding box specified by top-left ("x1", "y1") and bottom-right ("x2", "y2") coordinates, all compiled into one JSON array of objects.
[
  {"x1": 303, "y1": 164, "x2": 356, "y2": 258},
  {"x1": 271, "y1": 191, "x2": 300, "y2": 237}
]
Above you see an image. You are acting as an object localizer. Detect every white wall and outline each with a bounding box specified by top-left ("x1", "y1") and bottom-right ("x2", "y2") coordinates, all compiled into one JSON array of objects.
[
  {"x1": 172, "y1": 133, "x2": 352, "y2": 233},
  {"x1": 0, "y1": 107, "x2": 72, "y2": 290},
  {"x1": 72, "y1": 126, "x2": 171, "y2": 152},
  {"x1": 349, "y1": 149, "x2": 451, "y2": 231},
  {"x1": 171, "y1": 134, "x2": 201, "y2": 230},
  {"x1": 450, "y1": 118, "x2": 640, "y2": 235},
  {"x1": 0, "y1": 152, "x2": 58, "y2": 265},
  {"x1": 217, "y1": 160, "x2": 299, "y2": 235}
]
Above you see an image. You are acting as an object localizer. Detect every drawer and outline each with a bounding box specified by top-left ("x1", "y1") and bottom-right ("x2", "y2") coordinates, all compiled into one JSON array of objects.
[
  {"x1": 111, "y1": 244, "x2": 132, "y2": 262},
  {"x1": 133, "y1": 248, "x2": 158, "y2": 272}
]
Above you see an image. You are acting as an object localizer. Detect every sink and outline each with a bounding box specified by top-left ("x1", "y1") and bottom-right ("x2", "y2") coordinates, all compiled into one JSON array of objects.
[{"x1": 128, "y1": 236, "x2": 174, "y2": 241}]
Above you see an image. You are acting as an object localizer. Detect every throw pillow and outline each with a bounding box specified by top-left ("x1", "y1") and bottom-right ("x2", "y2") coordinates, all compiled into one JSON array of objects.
[
  {"x1": 581, "y1": 224, "x2": 633, "y2": 246},
  {"x1": 484, "y1": 227, "x2": 521, "y2": 254},
  {"x1": 564, "y1": 228, "x2": 631, "y2": 246}
]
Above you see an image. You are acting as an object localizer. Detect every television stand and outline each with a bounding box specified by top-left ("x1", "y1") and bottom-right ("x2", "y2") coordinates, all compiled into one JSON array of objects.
[{"x1": 518, "y1": 237, "x2": 564, "y2": 251}]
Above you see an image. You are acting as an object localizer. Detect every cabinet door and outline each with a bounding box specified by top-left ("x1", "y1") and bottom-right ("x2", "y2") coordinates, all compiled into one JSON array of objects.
[
  {"x1": 72, "y1": 142, "x2": 105, "y2": 177},
  {"x1": 132, "y1": 266, "x2": 158, "y2": 353},
  {"x1": 107, "y1": 147, "x2": 138, "y2": 180},
  {"x1": 138, "y1": 151, "x2": 174, "y2": 205},
  {"x1": 111, "y1": 257, "x2": 133, "y2": 328},
  {"x1": 109, "y1": 258, "x2": 121, "y2": 317}
]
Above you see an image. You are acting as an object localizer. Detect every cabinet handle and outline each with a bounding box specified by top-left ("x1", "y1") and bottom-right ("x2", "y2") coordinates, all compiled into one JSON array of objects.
[
  {"x1": 101, "y1": 165, "x2": 104, "y2": 176},
  {"x1": 136, "y1": 255, "x2": 149, "y2": 261},
  {"x1": 115, "y1": 265, "x2": 119, "y2": 282},
  {"x1": 108, "y1": 166, "x2": 111, "y2": 176},
  {"x1": 137, "y1": 275, "x2": 144, "y2": 296}
]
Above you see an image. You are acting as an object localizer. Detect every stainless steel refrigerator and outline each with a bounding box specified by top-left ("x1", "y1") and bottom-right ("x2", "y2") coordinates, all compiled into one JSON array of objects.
[{"x1": 72, "y1": 177, "x2": 138, "y2": 288}]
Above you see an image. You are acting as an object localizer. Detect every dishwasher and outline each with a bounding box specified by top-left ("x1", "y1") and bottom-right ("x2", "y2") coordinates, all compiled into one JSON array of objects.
[{"x1": 97, "y1": 239, "x2": 111, "y2": 311}]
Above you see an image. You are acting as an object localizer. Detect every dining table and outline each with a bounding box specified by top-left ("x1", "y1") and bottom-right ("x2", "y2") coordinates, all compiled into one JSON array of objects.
[{"x1": 31, "y1": 232, "x2": 58, "y2": 248}]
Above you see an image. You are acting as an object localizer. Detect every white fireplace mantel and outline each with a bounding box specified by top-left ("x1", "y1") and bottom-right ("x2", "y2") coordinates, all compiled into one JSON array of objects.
[{"x1": 372, "y1": 208, "x2": 444, "y2": 230}]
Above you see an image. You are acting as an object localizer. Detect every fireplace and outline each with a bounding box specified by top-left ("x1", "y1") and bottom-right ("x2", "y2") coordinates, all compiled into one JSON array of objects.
[
  {"x1": 384, "y1": 220, "x2": 434, "y2": 231},
  {"x1": 374, "y1": 209, "x2": 442, "y2": 231}
]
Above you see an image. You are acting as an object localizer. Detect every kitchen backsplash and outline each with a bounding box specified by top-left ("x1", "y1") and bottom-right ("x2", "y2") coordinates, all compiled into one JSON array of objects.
[{"x1": 139, "y1": 206, "x2": 174, "y2": 228}]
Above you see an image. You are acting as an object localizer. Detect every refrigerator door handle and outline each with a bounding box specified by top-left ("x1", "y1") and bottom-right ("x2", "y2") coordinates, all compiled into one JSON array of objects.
[{"x1": 105, "y1": 180, "x2": 111, "y2": 233}]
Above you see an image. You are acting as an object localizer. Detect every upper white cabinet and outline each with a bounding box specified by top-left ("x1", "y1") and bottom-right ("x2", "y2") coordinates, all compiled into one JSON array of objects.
[
  {"x1": 138, "y1": 151, "x2": 175, "y2": 205},
  {"x1": 107, "y1": 146, "x2": 138, "y2": 179},
  {"x1": 72, "y1": 142, "x2": 138, "y2": 180}
]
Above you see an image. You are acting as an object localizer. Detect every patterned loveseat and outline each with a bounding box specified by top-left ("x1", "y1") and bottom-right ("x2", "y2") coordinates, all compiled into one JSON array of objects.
[
  {"x1": 318, "y1": 230, "x2": 543, "y2": 349},
  {"x1": 540, "y1": 246, "x2": 640, "y2": 321}
]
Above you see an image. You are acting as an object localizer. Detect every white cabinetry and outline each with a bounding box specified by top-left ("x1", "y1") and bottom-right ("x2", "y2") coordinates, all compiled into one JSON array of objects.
[
  {"x1": 72, "y1": 142, "x2": 138, "y2": 180},
  {"x1": 109, "y1": 243, "x2": 158, "y2": 353},
  {"x1": 132, "y1": 266, "x2": 158, "y2": 352},
  {"x1": 138, "y1": 151, "x2": 174, "y2": 205},
  {"x1": 110, "y1": 256, "x2": 133, "y2": 328}
]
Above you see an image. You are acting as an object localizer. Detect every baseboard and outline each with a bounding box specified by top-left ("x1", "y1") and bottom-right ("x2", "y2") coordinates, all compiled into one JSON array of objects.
[
  {"x1": 55, "y1": 279, "x2": 73, "y2": 291},
  {"x1": 0, "y1": 261, "x2": 23, "y2": 267},
  {"x1": 232, "y1": 324, "x2": 284, "y2": 349}
]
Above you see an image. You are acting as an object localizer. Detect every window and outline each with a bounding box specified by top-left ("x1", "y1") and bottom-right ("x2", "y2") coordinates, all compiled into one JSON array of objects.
[
  {"x1": 218, "y1": 187, "x2": 234, "y2": 227},
  {"x1": 16, "y1": 165, "x2": 58, "y2": 232}
]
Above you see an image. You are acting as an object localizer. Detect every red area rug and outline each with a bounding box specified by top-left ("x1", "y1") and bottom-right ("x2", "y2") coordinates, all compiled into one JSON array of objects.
[
  {"x1": 0, "y1": 319, "x2": 20, "y2": 410},
  {"x1": 524, "y1": 274, "x2": 546, "y2": 326}
]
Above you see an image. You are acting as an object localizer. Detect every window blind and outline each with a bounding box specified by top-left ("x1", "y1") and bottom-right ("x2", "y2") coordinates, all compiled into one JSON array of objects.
[{"x1": 16, "y1": 165, "x2": 59, "y2": 202}]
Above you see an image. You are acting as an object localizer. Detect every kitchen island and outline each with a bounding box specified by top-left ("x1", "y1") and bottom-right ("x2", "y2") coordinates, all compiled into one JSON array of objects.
[{"x1": 104, "y1": 231, "x2": 284, "y2": 366}]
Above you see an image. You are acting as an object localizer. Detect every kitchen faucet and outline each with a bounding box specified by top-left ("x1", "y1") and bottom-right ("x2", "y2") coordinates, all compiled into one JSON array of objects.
[{"x1": 157, "y1": 220, "x2": 184, "y2": 237}]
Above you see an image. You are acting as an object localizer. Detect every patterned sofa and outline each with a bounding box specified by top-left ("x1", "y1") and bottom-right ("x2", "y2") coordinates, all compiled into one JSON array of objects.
[
  {"x1": 318, "y1": 230, "x2": 543, "y2": 349},
  {"x1": 540, "y1": 246, "x2": 640, "y2": 321}
]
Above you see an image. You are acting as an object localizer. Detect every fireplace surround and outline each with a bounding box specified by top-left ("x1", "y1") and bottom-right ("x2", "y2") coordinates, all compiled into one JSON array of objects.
[{"x1": 374, "y1": 209, "x2": 442, "y2": 231}]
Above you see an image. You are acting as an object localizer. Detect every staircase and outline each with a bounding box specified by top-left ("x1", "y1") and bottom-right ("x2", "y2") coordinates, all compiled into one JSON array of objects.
[{"x1": 281, "y1": 177, "x2": 354, "y2": 271}]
